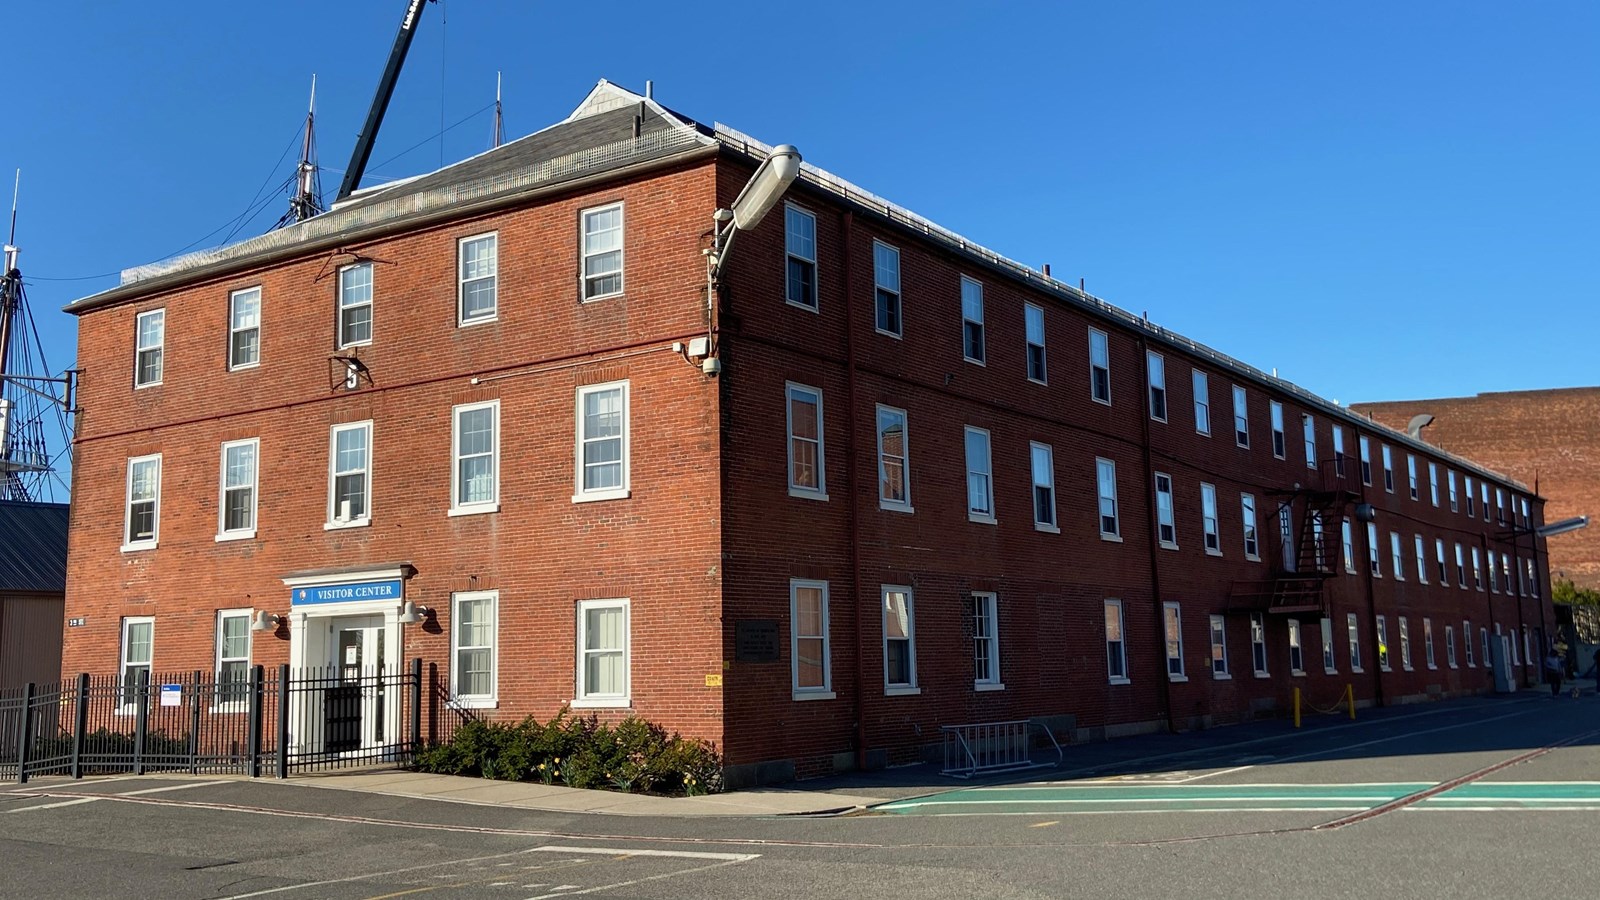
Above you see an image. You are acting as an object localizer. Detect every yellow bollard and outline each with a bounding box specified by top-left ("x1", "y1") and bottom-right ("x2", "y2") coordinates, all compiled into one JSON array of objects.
[
  {"x1": 1346, "y1": 683, "x2": 1356, "y2": 720},
  {"x1": 1293, "y1": 687, "x2": 1302, "y2": 728}
]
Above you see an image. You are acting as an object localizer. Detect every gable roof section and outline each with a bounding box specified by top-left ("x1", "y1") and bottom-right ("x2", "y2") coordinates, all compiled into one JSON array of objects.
[{"x1": 0, "y1": 501, "x2": 69, "y2": 594}]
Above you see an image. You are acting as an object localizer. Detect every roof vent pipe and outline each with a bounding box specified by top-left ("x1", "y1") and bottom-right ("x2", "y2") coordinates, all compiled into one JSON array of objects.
[
  {"x1": 645, "y1": 80, "x2": 653, "y2": 99},
  {"x1": 1042, "y1": 263, "x2": 1051, "y2": 277}
]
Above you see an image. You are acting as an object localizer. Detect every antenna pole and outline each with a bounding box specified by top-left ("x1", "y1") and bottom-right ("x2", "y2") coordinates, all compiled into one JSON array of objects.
[{"x1": 493, "y1": 71, "x2": 503, "y2": 148}]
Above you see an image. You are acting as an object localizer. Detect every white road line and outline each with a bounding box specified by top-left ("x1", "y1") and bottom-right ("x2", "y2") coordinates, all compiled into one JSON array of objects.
[
  {"x1": 211, "y1": 847, "x2": 556, "y2": 900},
  {"x1": 530, "y1": 846, "x2": 759, "y2": 862},
  {"x1": 521, "y1": 858, "x2": 754, "y2": 900},
  {"x1": 1178, "y1": 765, "x2": 1257, "y2": 783},
  {"x1": 5, "y1": 797, "x2": 100, "y2": 813},
  {"x1": 116, "y1": 782, "x2": 217, "y2": 796}
]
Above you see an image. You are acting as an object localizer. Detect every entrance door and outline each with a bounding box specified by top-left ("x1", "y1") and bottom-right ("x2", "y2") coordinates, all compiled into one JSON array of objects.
[{"x1": 326, "y1": 616, "x2": 387, "y2": 753}]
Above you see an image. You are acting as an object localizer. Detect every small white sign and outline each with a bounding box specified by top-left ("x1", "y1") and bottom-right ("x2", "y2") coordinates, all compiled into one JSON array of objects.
[{"x1": 159, "y1": 684, "x2": 183, "y2": 707}]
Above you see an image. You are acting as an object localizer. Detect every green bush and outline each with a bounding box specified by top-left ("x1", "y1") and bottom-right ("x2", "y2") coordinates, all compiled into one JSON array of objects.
[{"x1": 413, "y1": 710, "x2": 721, "y2": 796}]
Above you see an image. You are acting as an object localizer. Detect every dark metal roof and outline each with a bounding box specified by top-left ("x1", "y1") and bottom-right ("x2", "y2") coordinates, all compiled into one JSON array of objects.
[{"x1": 0, "y1": 501, "x2": 69, "y2": 594}]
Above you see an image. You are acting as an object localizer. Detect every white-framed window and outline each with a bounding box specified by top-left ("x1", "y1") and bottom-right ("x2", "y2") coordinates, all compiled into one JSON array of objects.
[
  {"x1": 1270, "y1": 401, "x2": 1286, "y2": 459},
  {"x1": 575, "y1": 598, "x2": 629, "y2": 707},
  {"x1": 1463, "y1": 618, "x2": 1474, "y2": 666},
  {"x1": 873, "y1": 241, "x2": 901, "y2": 337},
  {"x1": 1471, "y1": 547, "x2": 1483, "y2": 591},
  {"x1": 785, "y1": 383, "x2": 826, "y2": 499},
  {"x1": 1480, "y1": 482, "x2": 1489, "y2": 520},
  {"x1": 214, "y1": 610, "x2": 251, "y2": 708},
  {"x1": 1332, "y1": 425, "x2": 1345, "y2": 478},
  {"x1": 1288, "y1": 618, "x2": 1305, "y2": 676},
  {"x1": 883, "y1": 586, "x2": 918, "y2": 693},
  {"x1": 1279, "y1": 505, "x2": 1295, "y2": 572},
  {"x1": 961, "y1": 277, "x2": 985, "y2": 364},
  {"x1": 1242, "y1": 493, "x2": 1260, "y2": 560},
  {"x1": 971, "y1": 592, "x2": 1002, "y2": 690},
  {"x1": 784, "y1": 204, "x2": 816, "y2": 310},
  {"x1": 1414, "y1": 534, "x2": 1428, "y2": 583},
  {"x1": 1424, "y1": 618, "x2": 1436, "y2": 669},
  {"x1": 1147, "y1": 351, "x2": 1167, "y2": 422},
  {"x1": 217, "y1": 438, "x2": 259, "y2": 540},
  {"x1": 1359, "y1": 435, "x2": 1372, "y2": 486},
  {"x1": 1446, "y1": 625, "x2": 1458, "y2": 668},
  {"x1": 124, "y1": 454, "x2": 162, "y2": 550},
  {"x1": 134, "y1": 308, "x2": 165, "y2": 388},
  {"x1": 452, "y1": 400, "x2": 500, "y2": 514},
  {"x1": 1509, "y1": 626, "x2": 1519, "y2": 666},
  {"x1": 1480, "y1": 627, "x2": 1490, "y2": 666},
  {"x1": 1025, "y1": 303, "x2": 1047, "y2": 383},
  {"x1": 1232, "y1": 385, "x2": 1249, "y2": 448},
  {"x1": 1303, "y1": 415, "x2": 1317, "y2": 469},
  {"x1": 965, "y1": 426, "x2": 995, "y2": 523},
  {"x1": 1251, "y1": 612, "x2": 1269, "y2": 677},
  {"x1": 1312, "y1": 512, "x2": 1327, "y2": 571},
  {"x1": 1448, "y1": 470, "x2": 1458, "y2": 512},
  {"x1": 1435, "y1": 539, "x2": 1447, "y2": 583},
  {"x1": 1090, "y1": 328, "x2": 1111, "y2": 404},
  {"x1": 1342, "y1": 519, "x2": 1356, "y2": 573},
  {"x1": 575, "y1": 381, "x2": 630, "y2": 502},
  {"x1": 1367, "y1": 522, "x2": 1381, "y2": 577},
  {"x1": 583, "y1": 203, "x2": 626, "y2": 301},
  {"x1": 1382, "y1": 445, "x2": 1395, "y2": 493},
  {"x1": 1376, "y1": 611, "x2": 1388, "y2": 669},
  {"x1": 1495, "y1": 487, "x2": 1506, "y2": 523},
  {"x1": 1455, "y1": 543, "x2": 1467, "y2": 588},
  {"x1": 1501, "y1": 553, "x2": 1513, "y2": 595},
  {"x1": 458, "y1": 232, "x2": 499, "y2": 323},
  {"x1": 1163, "y1": 602, "x2": 1186, "y2": 681},
  {"x1": 1428, "y1": 463, "x2": 1439, "y2": 506},
  {"x1": 1106, "y1": 599, "x2": 1129, "y2": 684},
  {"x1": 451, "y1": 590, "x2": 498, "y2": 707},
  {"x1": 1390, "y1": 532, "x2": 1404, "y2": 580},
  {"x1": 1193, "y1": 370, "x2": 1211, "y2": 435},
  {"x1": 327, "y1": 422, "x2": 371, "y2": 527},
  {"x1": 1398, "y1": 617, "x2": 1412, "y2": 671},
  {"x1": 1523, "y1": 629, "x2": 1532, "y2": 666},
  {"x1": 1487, "y1": 550, "x2": 1499, "y2": 593},
  {"x1": 1210, "y1": 614, "x2": 1229, "y2": 678},
  {"x1": 337, "y1": 261, "x2": 373, "y2": 348},
  {"x1": 1155, "y1": 472, "x2": 1177, "y2": 548},
  {"x1": 1528, "y1": 557, "x2": 1539, "y2": 598},
  {"x1": 1031, "y1": 442, "x2": 1058, "y2": 532},
  {"x1": 792, "y1": 580, "x2": 833, "y2": 699},
  {"x1": 1465, "y1": 475, "x2": 1476, "y2": 517},
  {"x1": 1097, "y1": 458, "x2": 1120, "y2": 539},
  {"x1": 1321, "y1": 617, "x2": 1337, "y2": 674},
  {"x1": 1347, "y1": 613, "x2": 1364, "y2": 672},
  {"x1": 228, "y1": 288, "x2": 261, "y2": 370},
  {"x1": 1522, "y1": 497, "x2": 1531, "y2": 526},
  {"x1": 119, "y1": 617, "x2": 154, "y2": 710},
  {"x1": 1200, "y1": 483, "x2": 1220, "y2": 554},
  {"x1": 876, "y1": 404, "x2": 912, "y2": 512},
  {"x1": 1407, "y1": 454, "x2": 1419, "y2": 501}
]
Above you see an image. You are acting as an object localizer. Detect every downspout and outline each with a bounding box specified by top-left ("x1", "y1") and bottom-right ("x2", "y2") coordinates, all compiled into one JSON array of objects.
[
  {"x1": 1135, "y1": 336, "x2": 1176, "y2": 733},
  {"x1": 842, "y1": 210, "x2": 869, "y2": 770}
]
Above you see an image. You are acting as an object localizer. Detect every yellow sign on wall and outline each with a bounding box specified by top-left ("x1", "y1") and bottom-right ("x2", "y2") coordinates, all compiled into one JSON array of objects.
[{"x1": 705, "y1": 674, "x2": 723, "y2": 687}]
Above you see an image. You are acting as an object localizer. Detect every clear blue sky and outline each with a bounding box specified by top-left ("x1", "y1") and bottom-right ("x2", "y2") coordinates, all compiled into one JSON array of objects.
[{"x1": 6, "y1": 1, "x2": 1596, "y2": 410}]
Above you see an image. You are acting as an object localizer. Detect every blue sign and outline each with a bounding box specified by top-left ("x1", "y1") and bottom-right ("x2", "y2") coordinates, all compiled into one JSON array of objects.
[{"x1": 292, "y1": 579, "x2": 403, "y2": 606}]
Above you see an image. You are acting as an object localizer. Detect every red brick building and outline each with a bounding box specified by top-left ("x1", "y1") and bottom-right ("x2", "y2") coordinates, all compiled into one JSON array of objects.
[
  {"x1": 1352, "y1": 388, "x2": 1599, "y2": 591},
  {"x1": 63, "y1": 81, "x2": 1556, "y2": 785}
]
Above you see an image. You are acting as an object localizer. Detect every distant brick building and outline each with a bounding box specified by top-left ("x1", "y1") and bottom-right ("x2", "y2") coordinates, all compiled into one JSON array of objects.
[
  {"x1": 1353, "y1": 388, "x2": 1598, "y2": 591},
  {"x1": 61, "y1": 81, "x2": 1556, "y2": 786}
]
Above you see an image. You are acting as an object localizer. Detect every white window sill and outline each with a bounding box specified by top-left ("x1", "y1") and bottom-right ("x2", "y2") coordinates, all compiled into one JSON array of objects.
[
  {"x1": 215, "y1": 530, "x2": 256, "y2": 543},
  {"x1": 1100, "y1": 533, "x2": 1123, "y2": 543},
  {"x1": 325, "y1": 518, "x2": 372, "y2": 531},
  {"x1": 1324, "y1": 668, "x2": 1339, "y2": 676},
  {"x1": 1380, "y1": 666, "x2": 1392, "y2": 672},
  {"x1": 963, "y1": 356, "x2": 986, "y2": 367},
  {"x1": 1254, "y1": 671, "x2": 1270, "y2": 679},
  {"x1": 1352, "y1": 667, "x2": 1365, "y2": 674},
  {"x1": 449, "y1": 504, "x2": 501, "y2": 517},
  {"x1": 1426, "y1": 664, "x2": 1437, "y2": 670},
  {"x1": 974, "y1": 682, "x2": 1006, "y2": 692},
  {"x1": 582, "y1": 290, "x2": 625, "y2": 304},
  {"x1": 573, "y1": 490, "x2": 631, "y2": 504},
  {"x1": 789, "y1": 488, "x2": 829, "y2": 502},
  {"x1": 1291, "y1": 669, "x2": 1306, "y2": 677},
  {"x1": 1109, "y1": 677, "x2": 1131, "y2": 686},
  {"x1": 1246, "y1": 554, "x2": 1261, "y2": 562},
  {"x1": 1402, "y1": 666, "x2": 1414, "y2": 672},
  {"x1": 969, "y1": 512, "x2": 997, "y2": 525},
  {"x1": 450, "y1": 697, "x2": 498, "y2": 710},
  {"x1": 785, "y1": 298, "x2": 820, "y2": 314},
  {"x1": 338, "y1": 339, "x2": 373, "y2": 351},
  {"x1": 1034, "y1": 523, "x2": 1060, "y2": 534},
  {"x1": 459, "y1": 314, "x2": 499, "y2": 327},
  {"x1": 1448, "y1": 665, "x2": 1458, "y2": 670},
  {"x1": 793, "y1": 690, "x2": 836, "y2": 701},
  {"x1": 879, "y1": 501, "x2": 915, "y2": 514},
  {"x1": 570, "y1": 697, "x2": 630, "y2": 709},
  {"x1": 228, "y1": 362, "x2": 260, "y2": 373},
  {"x1": 1205, "y1": 547, "x2": 1223, "y2": 557},
  {"x1": 1159, "y1": 541, "x2": 1179, "y2": 551},
  {"x1": 1213, "y1": 672, "x2": 1231, "y2": 681},
  {"x1": 1151, "y1": 416, "x2": 1168, "y2": 425},
  {"x1": 1093, "y1": 397, "x2": 1112, "y2": 407},
  {"x1": 874, "y1": 327, "x2": 903, "y2": 340},
  {"x1": 1027, "y1": 377, "x2": 1047, "y2": 387},
  {"x1": 884, "y1": 685, "x2": 921, "y2": 697},
  {"x1": 1168, "y1": 674, "x2": 1188, "y2": 683},
  {"x1": 121, "y1": 541, "x2": 158, "y2": 553},
  {"x1": 133, "y1": 381, "x2": 163, "y2": 391}
]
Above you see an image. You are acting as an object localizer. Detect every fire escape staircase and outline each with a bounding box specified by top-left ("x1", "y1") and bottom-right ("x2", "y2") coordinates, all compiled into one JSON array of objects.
[{"x1": 1230, "y1": 471, "x2": 1362, "y2": 619}]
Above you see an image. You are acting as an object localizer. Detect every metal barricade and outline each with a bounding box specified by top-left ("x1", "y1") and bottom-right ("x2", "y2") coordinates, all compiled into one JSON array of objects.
[{"x1": 940, "y1": 719, "x2": 1063, "y2": 779}]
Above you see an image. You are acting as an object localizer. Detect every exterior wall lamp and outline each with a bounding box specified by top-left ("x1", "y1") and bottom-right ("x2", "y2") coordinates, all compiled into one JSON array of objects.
[
  {"x1": 397, "y1": 600, "x2": 432, "y2": 625},
  {"x1": 702, "y1": 144, "x2": 802, "y2": 375},
  {"x1": 250, "y1": 611, "x2": 282, "y2": 633}
]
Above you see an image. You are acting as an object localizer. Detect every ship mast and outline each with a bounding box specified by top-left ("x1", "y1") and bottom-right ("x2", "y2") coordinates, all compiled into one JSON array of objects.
[{"x1": 276, "y1": 76, "x2": 325, "y2": 228}]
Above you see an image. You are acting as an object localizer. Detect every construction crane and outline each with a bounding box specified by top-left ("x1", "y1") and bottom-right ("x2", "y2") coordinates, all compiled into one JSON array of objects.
[{"x1": 334, "y1": 0, "x2": 435, "y2": 204}]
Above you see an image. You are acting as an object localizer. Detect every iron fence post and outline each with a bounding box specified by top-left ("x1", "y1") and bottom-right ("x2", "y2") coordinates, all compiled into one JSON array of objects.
[
  {"x1": 189, "y1": 670, "x2": 202, "y2": 775},
  {"x1": 247, "y1": 665, "x2": 264, "y2": 778},
  {"x1": 70, "y1": 673, "x2": 88, "y2": 780},
  {"x1": 133, "y1": 671, "x2": 150, "y2": 776},
  {"x1": 409, "y1": 658, "x2": 422, "y2": 760},
  {"x1": 16, "y1": 682, "x2": 35, "y2": 784},
  {"x1": 275, "y1": 664, "x2": 289, "y2": 779}
]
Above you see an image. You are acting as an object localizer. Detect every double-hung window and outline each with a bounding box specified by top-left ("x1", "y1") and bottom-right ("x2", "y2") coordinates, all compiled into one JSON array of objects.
[
  {"x1": 1382, "y1": 445, "x2": 1395, "y2": 493},
  {"x1": 1090, "y1": 328, "x2": 1111, "y2": 404},
  {"x1": 971, "y1": 592, "x2": 1002, "y2": 690},
  {"x1": 1200, "y1": 483, "x2": 1220, "y2": 554},
  {"x1": 575, "y1": 381, "x2": 629, "y2": 502},
  {"x1": 1455, "y1": 544, "x2": 1467, "y2": 588},
  {"x1": 337, "y1": 262, "x2": 373, "y2": 347},
  {"x1": 1398, "y1": 617, "x2": 1413, "y2": 670},
  {"x1": 1480, "y1": 482, "x2": 1489, "y2": 520},
  {"x1": 1024, "y1": 303, "x2": 1046, "y2": 383},
  {"x1": 785, "y1": 383, "x2": 826, "y2": 499},
  {"x1": 1232, "y1": 385, "x2": 1249, "y2": 447},
  {"x1": 120, "y1": 617, "x2": 154, "y2": 710},
  {"x1": 1251, "y1": 612, "x2": 1269, "y2": 676},
  {"x1": 877, "y1": 405, "x2": 912, "y2": 511},
  {"x1": 1193, "y1": 370, "x2": 1210, "y2": 435},
  {"x1": 1465, "y1": 476, "x2": 1476, "y2": 517},
  {"x1": 1471, "y1": 547, "x2": 1483, "y2": 591},
  {"x1": 1242, "y1": 493, "x2": 1259, "y2": 559},
  {"x1": 1428, "y1": 463, "x2": 1440, "y2": 506},
  {"x1": 1359, "y1": 436, "x2": 1372, "y2": 485},
  {"x1": 1105, "y1": 599, "x2": 1128, "y2": 683},
  {"x1": 1163, "y1": 602, "x2": 1185, "y2": 680},
  {"x1": 452, "y1": 591, "x2": 497, "y2": 707},
  {"x1": 1210, "y1": 614, "x2": 1229, "y2": 677},
  {"x1": 1367, "y1": 523, "x2": 1381, "y2": 577},
  {"x1": 1424, "y1": 618, "x2": 1437, "y2": 669},
  {"x1": 575, "y1": 598, "x2": 629, "y2": 707},
  {"x1": 1446, "y1": 625, "x2": 1458, "y2": 668},
  {"x1": 452, "y1": 400, "x2": 500, "y2": 514},
  {"x1": 1155, "y1": 473, "x2": 1177, "y2": 548},
  {"x1": 883, "y1": 586, "x2": 918, "y2": 693},
  {"x1": 1414, "y1": 534, "x2": 1428, "y2": 583},
  {"x1": 1407, "y1": 454, "x2": 1419, "y2": 501},
  {"x1": 1501, "y1": 553, "x2": 1513, "y2": 595},
  {"x1": 1347, "y1": 613, "x2": 1363, "y2": 672},
  {"x1": 217, "y1": 439, "x2": 259, "y2": 539},
  {"x1": 1321, "y1": 618, "x2": 1337, "y2": 673},
  {"x1": 124, "y1": 454, "x2": 161, "y2": 550},
  {"x1": 583, "y1": 204, "x2": 625, "y2": 301},
  {"x1": 873, "y1": 241, "x2": 901, "y2": 337},
  {"x1": 328, "y1": 422, "x2": 371, "y2": 526},
  {"x1": 1342, "y1": 519, "x2": 1356, "y2": 573},
  {"x1": 215, "y1": 610, "x2": 250, "y2": 708},
  {"x1": 1147, "y1": 352, "x2": 1167, "y2": 421},
  {"x1": 784, "y1": 205, "x2": 816, "y2": 310},
  {"x1": 960, "y1": 277, "x2": 985, "y2": 363},
  {"x1": 1390, "y1": 532, "x2": 1404, "y2": 580},
  {"x1": 1031, "y1": 442, "x2": 1057, "y2": 531},
  {"x1": 1487, "y1": 550, "x2": 1499, "y2": 593},
  {"x1": 1448, "y1": 470, "x2": 1458, "y2": 511},
  {"x1": 1376, "y1": 616, "x2": 1391, "y2": 671},
  {"x1": 1332, "y1": 425, "x2": 1345, "y2": 478},
  {"x1": 965, "y1": 426, "x2": 995, "y2": 523},
  {"x1": 1463, "y1": 619, "x2": 1475, "y2": 666},
  {"x1": 1288, "y1": 619, "x2": 1305, "y2": 675},
  {"x1": 1435, "y1": 539, "x2": 1447, "y2": 583},
  {"x1": 792, "y1": 580, "x2": 833, "y2": 698},
  {"x1": 228, "y1": 288, "x2": 261, "y2": 370},
  {"x1": 1270, "y1": 401, "x2": 1286, "y2": 459},
  {"x1": 1097, "y1": 458, "x2": 1120, "y2": 538},
  {"x1": 134, "y1": 309, "x2": 165, "y2": 387},
  {"x1": 1303, "y1": 415, "x2": 1317, "y2": 469},
  {"x1": 458, "y1": 233, "x2": 499, "y2": 323}
]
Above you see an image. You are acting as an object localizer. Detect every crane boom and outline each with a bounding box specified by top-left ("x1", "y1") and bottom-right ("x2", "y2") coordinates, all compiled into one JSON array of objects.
[{"x1": 335, "y1": 0, "x2": 432, "y2": 203}]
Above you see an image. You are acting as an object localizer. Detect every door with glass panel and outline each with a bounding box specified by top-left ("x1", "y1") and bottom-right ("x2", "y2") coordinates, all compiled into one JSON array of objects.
[{"x1": 326, "y1": 616, "x2": 386, "y2": 752}]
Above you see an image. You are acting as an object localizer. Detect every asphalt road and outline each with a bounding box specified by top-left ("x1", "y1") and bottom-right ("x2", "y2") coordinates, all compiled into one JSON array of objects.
[{"x1": 2, "y1": 690, "x2": 1597, "y2": 899}]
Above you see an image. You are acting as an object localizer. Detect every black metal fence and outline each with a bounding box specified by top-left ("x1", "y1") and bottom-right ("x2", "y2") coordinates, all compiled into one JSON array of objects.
[{"x1": 0, "y1": 658, "x2": 473, "y2": 783}]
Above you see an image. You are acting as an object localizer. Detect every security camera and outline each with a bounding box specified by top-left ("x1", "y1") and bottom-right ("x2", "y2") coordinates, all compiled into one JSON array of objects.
[{"x1": 702, "y1": 357, "x2": 722, "y2": 378}]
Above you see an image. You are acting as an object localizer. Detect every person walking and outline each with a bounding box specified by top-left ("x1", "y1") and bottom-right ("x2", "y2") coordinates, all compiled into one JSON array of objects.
[{"x1": 1544, "y1": 650, "x2": 1564, "y2": 698}]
